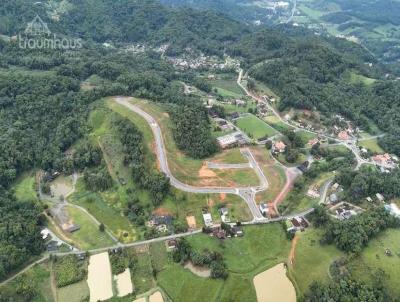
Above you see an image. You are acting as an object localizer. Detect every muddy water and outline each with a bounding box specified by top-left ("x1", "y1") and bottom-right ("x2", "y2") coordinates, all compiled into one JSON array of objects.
[{"x1": 253, "y1": 263, "x2": 296, "y2": 302}]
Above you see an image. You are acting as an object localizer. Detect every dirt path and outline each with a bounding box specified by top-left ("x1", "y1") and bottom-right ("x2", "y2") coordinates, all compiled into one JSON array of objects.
[
  {"x1": 273, "y1": 168, "x2": 299, "y2": 215},
  {"x1": 288, "y1": 234, "x2": 299, "y2": 266}
]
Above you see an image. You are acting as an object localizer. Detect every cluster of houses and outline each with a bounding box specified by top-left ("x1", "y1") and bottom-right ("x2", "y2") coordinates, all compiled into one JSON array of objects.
[
  {"x1": 257, "y1": 102, "x2": 270, "y2": 117},
  {"x1": 286, "y1": 217, "x2": 309, "y2": 233},
  {"x1": 217, "y1": 131, "x2": 249, "y2": 149},
  {"x1": 329, "y1": 202, "x2": 364, "y2": 220},
  {"x1": 371, "y1": 153, "x2": 399, "y2": 169},
  {"x1": 166, "y1": 54, "x2": 239, "y2": 71}
]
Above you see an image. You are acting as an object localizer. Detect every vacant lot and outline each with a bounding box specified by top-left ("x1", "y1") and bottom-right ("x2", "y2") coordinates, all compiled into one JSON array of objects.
[
  {"x1": 57, "y1": 280, "x2": 89, "y2": 302},
  {"x1": 236, "y1": 115, "x2": 277, "y2": 139}
]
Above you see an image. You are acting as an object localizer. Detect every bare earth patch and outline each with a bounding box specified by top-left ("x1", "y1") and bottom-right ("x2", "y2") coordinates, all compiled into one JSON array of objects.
[
  {"x1": 87, "y1": 252, "x2": 113, "y2": 302},
  {"x1": 149, "y1": 291, "x2": 164, "y2": 302},
  {"x1": 184, "y1": 261, "x2": 211, "y2": 278},
  {"x1": 186, "y1": 216, "x2": 197, "y2": 229},
  {"x1": 220, "y1": 192, "x2": 226, "y2": 201},
  {"x1": 132, "y1": 298, "x2": 146, "y2": 302},
  {"x1": 253, "y1": 263, "x2": 296, "y2": 302},
  {"x1": 114, "y1": 268, "x2": 133, "y2": 297},
  {"x1": 198, "y1": 164, "x2": 217, "y2": 178}
]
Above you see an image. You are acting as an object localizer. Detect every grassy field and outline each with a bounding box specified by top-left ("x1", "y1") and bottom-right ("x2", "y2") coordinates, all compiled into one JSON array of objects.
[
  {"x1": 358, "y1": 138, "x2": 384, "y2": 153},
  {"x1": 220, "y1": 101, "x2": 257, "y2": 114},
  {"x1": 13, "y1": 171, "x2": 38, "y2": 202},
  {"x1": 250, "y1": 147, "x2": 287, "y2": 203},
  {"x1": 66, "y1": 205, "x2": 115, "y2": 250},
  {"x1": 56, "y1": 280, "x2": 89, "y2": 302},
  {"x1": 348, "y1": 72, "x2": 376, "y2": 86},
  {"x1": 349, "y1": 229, "x2": 400, "y2": 298},
  {"x1": 288, "y1": 228, "x2": 343, "y2": 299},
  {"x1": 236, "y1": 115, "x2": 277, "y2": 139},
  {"x1": 159, "y1": 224, "x2": 291, "y2": 302},
  {"x1": 264, "y1": 115, "x2": 294, "y2": 132}
]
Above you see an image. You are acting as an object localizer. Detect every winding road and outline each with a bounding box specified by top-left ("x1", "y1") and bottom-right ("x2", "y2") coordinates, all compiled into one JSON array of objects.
[{"x1": 115, "y1": 97, "x2": 267, "y2": 220}]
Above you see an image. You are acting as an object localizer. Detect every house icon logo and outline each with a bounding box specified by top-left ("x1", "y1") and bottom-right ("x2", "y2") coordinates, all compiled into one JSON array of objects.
[{"x1": 24, "y1": 15, "x2": 51, "y2": 36}]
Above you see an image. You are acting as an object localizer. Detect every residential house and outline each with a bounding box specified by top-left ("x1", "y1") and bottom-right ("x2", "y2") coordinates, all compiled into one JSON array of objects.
[
  {"x1": 376, "y1": 193, "x2": 385, "y2": 202},
  {"x1": 219, "y1": 207, "x2": 230, "y2": 223},
  {"x1": 329, "y1": 193, "x2": 338, "y2": 204},
  {"x1": 338, "y1": 130, "x2": 350, "y2": 140},
  {"x1": 203, "y1": 213, "x2": 213, "y2": 227},
  {"x1": 384, "y1": 203, "x2": 400, "y2": 218},
  {"x1": 217, "y1": 133, "x2": 238, "y2": 149},
  {"x1": 273, "y1": 141, "x2": 286, "y2": 153},
  {"x1": 286, "y1": 217, "x2": 309, "y2": 233},
  {"x1": 336, "y1": 208, "x2": 357, "y2": 220}
]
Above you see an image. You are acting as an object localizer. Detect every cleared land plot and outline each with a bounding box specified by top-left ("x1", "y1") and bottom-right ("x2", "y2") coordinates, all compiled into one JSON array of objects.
[
  {"x1": 236, "y1": 115, "x2": 277, "y2": 139},
  {"x1": 132, "y1": 252, "x2": 155, "y2": 295},
  {"x1": 358, "y1": 138, "x2": 384, "y2": 153},
  {"x1": 253, "y1": 263, "x2": 296, "y2": 302},
  {"x1": 149, "y1": 291, "x2": 164, "y2": 302},
  {"x1": 87, "y1": 252, "x2": 113, "y2": 302},
  {"x1": 125, "y1": 98, "x2": 259, "y2": 187},
  {"x1": 13, "y1": 172, "x2": 38, "y2": 202},
  {"x1": 220, "y1": 102, "x2": 257, "y2": 114},
  {"x1": 251, "y1": 147, "x2": 286, "y2": 203},
  {"x1": 66, "y1": 205, "x2": 114, "y2": 250}
]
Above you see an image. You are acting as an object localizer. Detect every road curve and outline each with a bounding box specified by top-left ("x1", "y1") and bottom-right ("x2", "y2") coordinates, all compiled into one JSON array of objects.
[{"x1": 114, "y1": 97, "x2": 265, "y2": 220}]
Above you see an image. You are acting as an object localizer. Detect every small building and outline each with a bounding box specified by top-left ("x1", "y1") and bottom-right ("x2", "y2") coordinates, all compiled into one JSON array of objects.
[
  {"x1": 231, "y1": 226, "x2": 244, "y2": 237},
  {"x1": 40, "y1": 229, "x2": 50, "y2": 240},
  {"x1": 336, "y1": 208, "x2": 357, "y2": 220},
  {"x1": 384, "y1": 203, "x2": 400, "y2": 218},
  {"x1": 273, "y1": 141, "x2": 286, "y2": 153},
  {"x1": 372, "y1": 154, "x2": 391, "y2": 166},
  {"x1": 235, "y1": 99, "x2": 246, "y2": 107},
  {"x1": 376, "y1": 193, "x2": 385, "y2": 202},
  {"x1": 166, "y1": 239, "x2": 177, "y2": 250},
  {"x1": 366, "y1": 197, "x2": 373, "y2": 202},
  {"x1": 308, "y1": 138, "x2": 319, "y2": 146},
  {"x1": 259, "y1": 203, "x2": 269, "y2": 216},
  {"x1": 329, "y1": 193, "x2": 338, "y2": 204},
  {"x1": 338, "y1": 130, "x2": 350, "y2": 140},
  {"x1": 332, "y1": 183, "x2": 340, "y2": 191},
  {"x1": 203, "y1": 213, "x2": 213, "y2": 227},
  {"x1": 216, "y1": 132, "x2": 244, "y2": 149}
]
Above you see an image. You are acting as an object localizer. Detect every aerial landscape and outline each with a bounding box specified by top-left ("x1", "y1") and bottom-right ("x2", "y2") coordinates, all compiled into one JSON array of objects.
[{"x1": 1, "y1": 0, "x2": 400, "y2": 301}]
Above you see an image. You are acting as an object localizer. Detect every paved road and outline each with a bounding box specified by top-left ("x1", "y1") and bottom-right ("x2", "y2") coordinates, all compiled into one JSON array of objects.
[
  {"x1": 207, "y1": 162, "x2": 251, "y2": 169},
  {"x1": 115, "y1": 97, "x2": 266, "y2": 220}
]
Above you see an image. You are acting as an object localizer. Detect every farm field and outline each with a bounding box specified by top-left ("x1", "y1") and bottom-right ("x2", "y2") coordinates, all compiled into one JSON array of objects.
[
  {"x1": 236, "y1": 115, "x2": 278, "y2": 139},
  {"x1": 220, "y1": 101, "x2": 257, "y2": 114},
  {"x1": 56, "y1": 280, "x2": 90, "y2": 302}
]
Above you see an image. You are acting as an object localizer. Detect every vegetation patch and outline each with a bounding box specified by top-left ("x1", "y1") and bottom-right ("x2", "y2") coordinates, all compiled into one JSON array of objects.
[
  {"x1": 53, "y1": 255, "x2": 88, "y2": 288},
  {"x1": 236, "y1": 115, "x2": 277, "y2": 139}
]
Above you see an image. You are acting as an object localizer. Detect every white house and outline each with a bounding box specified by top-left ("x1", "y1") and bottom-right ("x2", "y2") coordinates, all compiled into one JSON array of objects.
[{"x1": 203, "y1": 213, "x2": 213, "y2": 227}]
